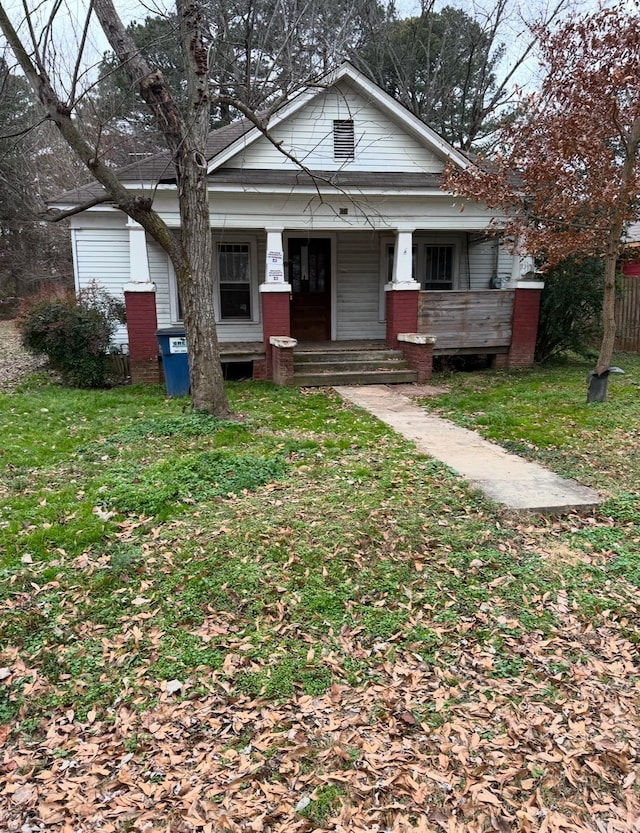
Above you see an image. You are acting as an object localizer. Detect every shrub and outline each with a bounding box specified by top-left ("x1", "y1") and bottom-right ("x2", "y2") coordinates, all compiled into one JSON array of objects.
[
  {"x1": 18, "y1": 282, "x2": 126, "y2": 387},
  {"x1": 535, "y1": 257, "x2": 604, "y2": 363}
]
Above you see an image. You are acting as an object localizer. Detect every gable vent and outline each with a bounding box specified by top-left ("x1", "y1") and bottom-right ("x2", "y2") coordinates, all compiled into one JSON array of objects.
[{"x1": 333, "y1": 119, "x2": 355, "y2": 160}]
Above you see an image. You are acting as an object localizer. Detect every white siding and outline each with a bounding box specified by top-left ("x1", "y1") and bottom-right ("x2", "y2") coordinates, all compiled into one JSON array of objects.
[
  {"x1": 74, "y1": 227, "x2": 130, "y2": 347},
  {"x1": 336, "y1": 232, "x2": 385, "y2": 340},
  {"x1": 231, "y1": 80, "x2": 444, "y2": 174},
  {"x1": 466, "y1": 238, "x2": 515, "y2": 289},
  {"x1": 468, "y1": 238, "x2": 497, "y2": 290},
  {"x1": 498, "y1": 242, "x2": 515, "y2": 286}
]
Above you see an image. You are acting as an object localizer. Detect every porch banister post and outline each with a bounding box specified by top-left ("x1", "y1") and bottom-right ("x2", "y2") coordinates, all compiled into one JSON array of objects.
[
  {"x1": 385, "y1": 227, "x2": 420, "y2": 347},
  {"x1": 260, "y1": 227, "x2": 292, "y2": 380},
  {"x1": 127, "y1": 219, "x2": 151, "y2": 283}
]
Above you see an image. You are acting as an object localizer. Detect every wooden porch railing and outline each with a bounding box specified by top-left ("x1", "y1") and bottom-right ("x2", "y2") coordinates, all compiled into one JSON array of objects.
[{"x1": 417, "y1": 289, "x2": 515, "y2": 354}]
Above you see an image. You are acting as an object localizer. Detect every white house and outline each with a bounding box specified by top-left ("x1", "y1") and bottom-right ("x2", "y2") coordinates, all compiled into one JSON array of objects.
[{"x1": 54, "y1": 62, "x2": 543, "y2": 385}]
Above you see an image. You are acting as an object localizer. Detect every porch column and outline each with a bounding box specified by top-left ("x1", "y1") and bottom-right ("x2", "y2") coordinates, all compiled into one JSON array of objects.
[
  {"x1": 259, "y1": 227, "x2": 292, "y2": 380},
  {"x1": 385, "y1": 228, "x2": 420, "y2": 347},
  {"x1": 124, "y1": 282, "x2": 160, "y2": 384},
  {"x1": 503, "y1": 280, "x2": 545, "y2": 369},
  {"x1": 128, "y1": 219, "x2": 151, "y2": 284}
]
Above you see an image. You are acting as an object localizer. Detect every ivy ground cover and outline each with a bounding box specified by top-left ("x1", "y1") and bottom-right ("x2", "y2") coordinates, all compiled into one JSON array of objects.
[{"x1": 1, "y1": 356, "x2": 639, "y2": 832}]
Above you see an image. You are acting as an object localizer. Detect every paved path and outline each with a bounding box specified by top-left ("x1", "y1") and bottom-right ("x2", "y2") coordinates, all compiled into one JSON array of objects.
[{"x1": 335, "y1": 385, "x2": 602, "y2": 514}]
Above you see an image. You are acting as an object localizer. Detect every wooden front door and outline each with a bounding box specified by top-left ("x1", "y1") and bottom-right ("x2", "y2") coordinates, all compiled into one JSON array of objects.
[{"x1": 288, "y1": 237, "x2": 331, "y2": 341}]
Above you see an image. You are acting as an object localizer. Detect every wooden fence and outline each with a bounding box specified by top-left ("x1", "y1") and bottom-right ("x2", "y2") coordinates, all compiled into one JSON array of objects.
[
  {"x1": 108, "y1": 352, "x2": 130, "y2": 382},
  {"x1": 616, "y1": 275, "x2": 640, "y2": 352},
  {"x1": 418, "y1": 290, "x2": 515, "y2": 354}
]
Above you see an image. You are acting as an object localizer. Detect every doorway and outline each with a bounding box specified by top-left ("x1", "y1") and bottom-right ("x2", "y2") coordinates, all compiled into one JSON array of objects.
[{"x1": 288, "y1": 237, "x2": 331, "y2": 341}]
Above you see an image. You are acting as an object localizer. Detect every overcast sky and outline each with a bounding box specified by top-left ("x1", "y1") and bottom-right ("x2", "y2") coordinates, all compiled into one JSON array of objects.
[{"x1": 1, "y1": 0, "x2": 624, "y2": 100}]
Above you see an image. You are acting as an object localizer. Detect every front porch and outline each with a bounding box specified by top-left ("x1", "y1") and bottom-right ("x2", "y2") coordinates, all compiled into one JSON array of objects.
[{"x1": 124, "y1": 281, "x2": 544, "y2": 387}]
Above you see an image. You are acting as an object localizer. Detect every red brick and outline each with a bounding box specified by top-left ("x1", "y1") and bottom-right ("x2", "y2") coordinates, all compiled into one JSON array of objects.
[
  {"x1": 399, "y1": 341, "x2": 434, "y2": 382},
  {"x1": 252, "y1": 359, "x2": 268, "y2": 380},
  {"x1": 385, "y1": 290, "x2": 419, "y2": 346},
  {"x1": 261, "y1": 292, "x2": 291, "y2": 379},
  {"x1": 125, "y1": 290, "x2": 160, "y2": 384},
  {"x1": 272, "y1": 344, "x2": 295, "y2": 386},
  {"x1": 508, "y1": 288, "x2": 542, "y2": 368}
]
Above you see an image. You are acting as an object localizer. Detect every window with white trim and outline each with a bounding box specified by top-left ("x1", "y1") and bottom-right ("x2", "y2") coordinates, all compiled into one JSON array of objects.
[
  {"x1": 333, "y1": 119, "x2": 355, "y2": 160},
  {"x1": 379, "y1": 237, "x2": 462, "y2": 321},
  {"x1": 170, "y1": 239, "x2": 258, "y2": 324},
  {"x1": 217, "y1": 243, "x2": 252, "y2": 320}
]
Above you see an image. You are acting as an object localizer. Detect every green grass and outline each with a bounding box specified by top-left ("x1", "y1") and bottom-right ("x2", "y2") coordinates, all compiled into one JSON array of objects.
[{"x1": 1, "y1": 361, "x2": 639, "y2": 736}]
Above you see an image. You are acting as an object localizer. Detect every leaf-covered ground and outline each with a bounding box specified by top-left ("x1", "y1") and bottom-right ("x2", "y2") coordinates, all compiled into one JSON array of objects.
[{"x1": 1, "y1": 354, "x2": 640, "y2": 832}]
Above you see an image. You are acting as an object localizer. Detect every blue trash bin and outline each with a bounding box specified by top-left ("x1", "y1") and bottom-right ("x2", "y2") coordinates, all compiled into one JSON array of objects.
[{"x1": 156, "y1": 327, "x2": 190, "y2": 396}]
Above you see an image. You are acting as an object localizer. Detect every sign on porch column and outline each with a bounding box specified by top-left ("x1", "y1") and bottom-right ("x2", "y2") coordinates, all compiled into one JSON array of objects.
[{"x1": 265, "y1": 229, "x2": 285, "y2": 284}]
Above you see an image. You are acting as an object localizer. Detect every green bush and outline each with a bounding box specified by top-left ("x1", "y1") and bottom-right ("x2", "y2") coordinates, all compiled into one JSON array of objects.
[
  {"x1": 535, "y1": 257, "x2": 604, "y2": 363},
  {"x1": 18, "y1": 283, "x2": 126, "y2": 387}
]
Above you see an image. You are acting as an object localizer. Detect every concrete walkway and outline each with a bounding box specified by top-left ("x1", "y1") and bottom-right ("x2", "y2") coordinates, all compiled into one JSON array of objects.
[{"x1": 335, "y1": 385, "x2": 602, "y2": 514}]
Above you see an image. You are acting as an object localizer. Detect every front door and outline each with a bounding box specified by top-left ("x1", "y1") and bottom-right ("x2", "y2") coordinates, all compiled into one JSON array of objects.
[{"x1": 288, "y1": 237, "x2": 331, "y2": 341}]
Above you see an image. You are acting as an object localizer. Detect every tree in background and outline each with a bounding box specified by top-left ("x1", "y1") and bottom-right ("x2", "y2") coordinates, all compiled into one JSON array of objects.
[
  {"x1": 92, "y1": 0, "x2": 566, "y2": 158},
  {"x1": 357, "y1": 0, "x2": 569, "y2": 150},
  {"x1": 0, "y1": 60, "x2": 77, "y2": 298},
  {"x1": 446, "y1": 2, "x2": 640, "y2": 399},
  {"x1": 91, "y1": 0, "x2": 386, "y2": 159}
]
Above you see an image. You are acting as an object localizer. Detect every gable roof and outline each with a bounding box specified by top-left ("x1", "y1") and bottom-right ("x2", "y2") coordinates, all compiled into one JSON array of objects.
[
  {"x1": 51, "y1": 61, "x2": 470, "y2": 207},
  {"x1": 207, "y1": 62, "x2": 471, "y2": 175}
]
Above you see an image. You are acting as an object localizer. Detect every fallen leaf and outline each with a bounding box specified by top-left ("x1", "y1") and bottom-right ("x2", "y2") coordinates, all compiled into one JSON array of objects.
[{"x1": 165, "y1": 679, "x2": 183, "y2": 695}]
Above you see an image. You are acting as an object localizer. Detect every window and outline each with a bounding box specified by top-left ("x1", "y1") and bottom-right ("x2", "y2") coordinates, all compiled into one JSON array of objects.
[
  {"x1": 169, "y1": 239, "x2": 257, "y2": 324},
  {"x1": 333, "y1": 119, "x2": 355, "y2": 160},
  {"x1": 423, "y1": 245, "x2": 454, "y2": 290},
  {"x1": 218, "y1": 243, "x2": 251, "y2": 320}
]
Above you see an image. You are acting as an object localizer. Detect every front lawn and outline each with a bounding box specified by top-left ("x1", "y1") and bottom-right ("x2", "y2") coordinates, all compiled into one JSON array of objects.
[{"x1": 1, "y1": 360, "x2": 639, "y2": 832}]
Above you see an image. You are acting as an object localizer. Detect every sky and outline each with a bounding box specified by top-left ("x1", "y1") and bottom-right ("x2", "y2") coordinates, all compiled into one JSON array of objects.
[{"x1": 2, "y1": 0, "x2": 634, "y2": 100}]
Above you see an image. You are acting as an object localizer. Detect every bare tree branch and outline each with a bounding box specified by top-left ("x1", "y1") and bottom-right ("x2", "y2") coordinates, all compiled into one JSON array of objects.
[{"x1": 40, "y1": 194, "x2": 112, "y2": 221}]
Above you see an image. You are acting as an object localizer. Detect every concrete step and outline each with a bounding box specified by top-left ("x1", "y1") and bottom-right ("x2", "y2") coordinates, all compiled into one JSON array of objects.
[
  {"x1": 294, "y1": 349, "x2": 405, "y2": 364},
  {"x1": 296, "y1": 358, "x2": 411, "y2": 373},
  {"x1": 294, "y1": 369, "x2": 418, "y2": 386}
]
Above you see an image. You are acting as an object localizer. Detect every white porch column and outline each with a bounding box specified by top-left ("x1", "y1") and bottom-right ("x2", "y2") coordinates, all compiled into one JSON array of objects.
[
  {"x1": 262, "y1": 227, "x2": 291, "y2": 291},
  {"x1": 513, "y1": 254, "x2": 537, "y2": 283},
  {"x1": 387, "y1": 228, "x2": 420, "y2": 290},
  {"x1": 127, "y1": 219, "x2": 151, "y2": 285}
]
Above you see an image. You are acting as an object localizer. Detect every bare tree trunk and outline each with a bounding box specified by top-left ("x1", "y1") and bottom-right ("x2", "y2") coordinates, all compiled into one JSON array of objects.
[
  {"x1": 0, "y1": 1, "x2": 231, "y2": 416},
  {"x1": 173, "y1": 1, "x2": 229, "y2": 415},
  {"x1": 93, "y1": 0, "x2": 230, "y2": 416},
  {"x1": 590, "y1": 114, "x2": 640, "y2": 398},
  {"x1": 594, "y1": 246, "x2": 618, "y2": 377}
]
